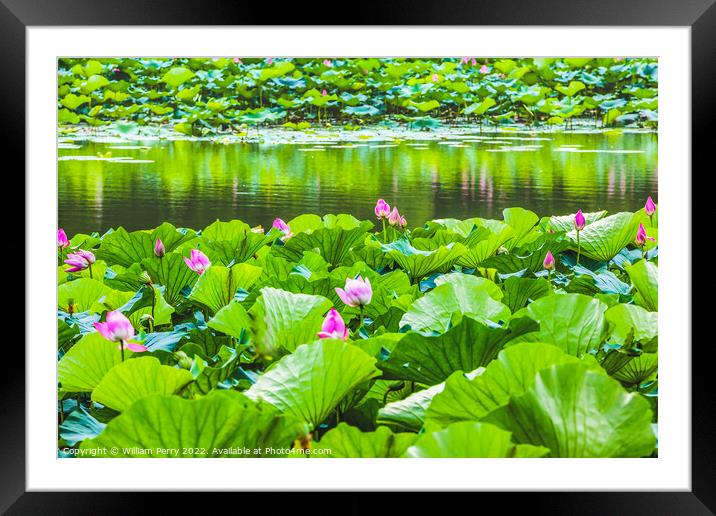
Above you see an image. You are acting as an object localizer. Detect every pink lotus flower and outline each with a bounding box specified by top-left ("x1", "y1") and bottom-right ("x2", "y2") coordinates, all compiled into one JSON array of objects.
[
  {"x1": 322, "y1": 89, "x2": 328, "y2": 96},
  {"x1": 266, "y1": 58, "x2": 273, "y2": 65},
  {"x1": 543, "y1": 251, "x2": 555, "y2": 270},
  {"x1": 460, "y1": 57, "x2": 470, "y2": 65},
  {"x1": 388, "y1": 207, "x2": 403, "y2": 227},
  {"x1": 645, "y1": 196, "x2": 656, "y2": 216},
  {"x1": 57, "y1": 228, "x2": 70, "y2": 248},
  {"x1": 154, "y1": 238, "x2": 165, "y2": 258},
  {"x1": 94, "y1": 310, "x2": 147, "y2": 352},
  {"x1": 472, "y1": 58, "x2": 478, "y2": 66},
  {"x1": 574, "y1": 209, "x2": 586, "y2": 231},
  {"x1": 272, "y1": 218, "x2": 294, "y2": 239},
  {"x1": 233, "y1": 57, "x2": 242, "y2": 64},
  {"x1": 323, "y1": 59, "x2": 333, "y2": 67},
  {"x1": 317, "y1": 308, "x2": 349, "y2": 340},
  {"x1": 375, "y1": 199, "x2": 391, "y2": 220},
  {"x1": 431, "y1": 73, "x2": 439, "y2": 82},
  {"x1": 184, "y1": 249, "x2": 210, "y2": 275},
  {"x1": 64, "y1": 249, "x2": 95, "y2": 273},
  {"x1": 336, "y1": 276, "x2": 373, "y2": 308},
  {"x1": 635, "y1": 223, "x2": 655, "y2": 247},
  {"x1": 479, "y1": 64, "x2": 489, "y2": 74}
]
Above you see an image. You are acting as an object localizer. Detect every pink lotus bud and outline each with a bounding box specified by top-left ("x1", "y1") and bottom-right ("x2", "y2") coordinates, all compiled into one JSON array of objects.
[
  {"x1": 479, "y1": 64, "x2": 489, "y2": 74},
  {"x1": 272, "y1": 218, "x2": 294, "y2": 239},
  {"x1": 460, "y1": 57, "x2": 469, "y2": 64},
  {"x1": 574, "y1": 209, "x2": 586, "y2": 231},
  {"x1": 184, "y1": 249, "x2": 211, "y2": 275},
  {"x1": 431, "y1": 73, "x2": 439, "y2": 82},
  {"x1": 635, "y1": 223, "x2": 648, "y2": 247},
  {"x1": 233, "y1": 57, "x2": 242, "y2": 64},
  {"x1": 399, "y1": 215, "x2": 407, "y2": 229},
  {"x1": 472, "y1": 58, "x2": 478, "y2": 66},
  {"x1": 374, "y1": 199, "x2": 391, "y2": 220},
  {"x1": 388, "y1": 207, "x2": 402, "y2": 227},
  {"x1": 64, "y1": 249, "x2": 95, "y2": 273},
  {"x1": 266, "y1": 58, "x2": 273, "y2": 65},
  {"x1": 317, "y1": 308, "x2": 349, "y2": 340},
  {"x1": 543, "y1": 250, "x2": 555, "y2": 270},
  {"x1": 323, "y1": 59, "x2": 333, "y2": 67},
  {"x1": 322, "y1": 89, "x2": 328, "y2": 96},
  {"x1": 336, "y1": 275, "x2": 373, "y2": 308},
  {"x1": 58, "y1": 228, "x2": 70, "y2": 248},
  {"x1": 154, "y1": 238, "x2": 166, "y2": 257},
  {"x1": 645, "y1": 196, "x2": 656, "y2": 216}
]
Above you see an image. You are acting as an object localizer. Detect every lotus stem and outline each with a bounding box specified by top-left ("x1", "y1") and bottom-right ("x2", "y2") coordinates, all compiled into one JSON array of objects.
[
  {"x1": 382, "y1": 219, "x2": 387, "y2": 241},
  {"x1": 120, "y1": 340, "x2": 125, "y2": 362},
  {"x1": 358, "y1": 306, "x2": 365, "y2": 330},
  {"x1": 88, "y1": 263, "x2": 93, "y2": 279},
  {"x1": 576, "y1": 231, "x2": 581, "y2": 265}
]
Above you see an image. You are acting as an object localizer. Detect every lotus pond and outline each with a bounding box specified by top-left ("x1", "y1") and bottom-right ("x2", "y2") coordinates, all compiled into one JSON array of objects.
[
  {"x1": 57, "y1": 204, "x2": 658, "y2": 458},
  {"x1": 57, "y1": 56, "x2": 659, "y2": 459}
]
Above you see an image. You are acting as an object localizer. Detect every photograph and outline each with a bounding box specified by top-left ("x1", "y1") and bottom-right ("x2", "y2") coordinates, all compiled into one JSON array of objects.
[{"x1": 56, "y1": 56, "x2": 659, "y2": 459}]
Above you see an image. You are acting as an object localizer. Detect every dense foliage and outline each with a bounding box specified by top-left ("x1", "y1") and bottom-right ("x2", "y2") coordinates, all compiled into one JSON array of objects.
[
  {"x1": 58, "y1": 203, "x2": 658, "y2": 458},
  {"x1": 57, "y1": 57, "x2": 658, "y2": 135}
]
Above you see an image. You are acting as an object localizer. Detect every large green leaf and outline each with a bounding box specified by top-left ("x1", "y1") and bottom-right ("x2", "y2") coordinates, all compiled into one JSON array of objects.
[
  {"x1": 142, "y1": 253, "x2": 199, "y2": 306},
  {"x1": 58, "y1": 333, "x2": 133, "y2": 393},
  {"x1": 379, "y1": 315, "x2": 537, "y2": 385},
  {"x1": 382, "y1": 238, "x2": 467, "y2": 282},
  {"x1": 376, "y1": 383, "x2": 444, "y2": 432},
  {"x1": 207, "y1": 300, "x2": 252, "y2": 340},
  {"x1": 567, "y1": 212, "x2": 641, "y2": 261},
  {"x1": 246, "y1": 339, "x2": 379, "y2": 430},
  {"x1": 400, "y1": 278, "x2": 511, "y2": 334},
  {"x1": 274, "y1": 223, "x2": 372, "y2": 267},
  {"x1": 502, "y1": 207, "x2": 539, "y2": 250},
  {"x1": 605, "y1": 303, "x2": 658, "y2": 346},
  {"x1": 58, "y1": 278, "x2": 110, "y2": 313},
  {"x1": 484, "y1": 363, "x2": 656, "y2": 457},
  {"x1": 97, "y1": 224, "x2": 195, "y2": 267},
  {"x1": 524, "y1": 293, "x2": 607, "y2": 356},
  {"x1": 456, "y1": 222, "x2": 514, "y2": 268},
  {"x1": 547, "y1": 210, "x2": 607, "y2": 232},
  {"x1": 502, "y1": 277, "x2": 552, "y2": 312},
  {"x1": 625, "y1": 260, "x2": 658, "y2": 311},
  {"x1": 81, "y1": 390, "x2": 306, "y2": 457},
  {"x1": 424, "y1": 342, "x2": 584, "y2": 428},
  {"x1": 404, "y1": 422, "x2": 549, "y2": 458},
  {"x1": 312, "y1": 423, "x2": 415, "y2": 458},
  {"x1": 188, "y1": 264, "x2": 262, "y2": 313},
  {"x1": 91, "y1": 357, "x2": 193, "y2": 412},
  {"x1": 248, "y1": 287, "x2": 333, "y2": 356},
  {"x1": 200, "y1": 220, "x2": 277, "y2": 265}
]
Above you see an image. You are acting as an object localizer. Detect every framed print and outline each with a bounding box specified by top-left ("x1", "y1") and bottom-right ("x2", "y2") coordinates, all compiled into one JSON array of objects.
[{"x1": 7, "y1": 0, "x2": 710, "y2": 511}]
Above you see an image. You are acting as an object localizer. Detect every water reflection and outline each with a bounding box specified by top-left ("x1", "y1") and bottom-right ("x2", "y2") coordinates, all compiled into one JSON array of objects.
[{"x1": 58, "y1": 131, "x2": 658, "y2": 235}]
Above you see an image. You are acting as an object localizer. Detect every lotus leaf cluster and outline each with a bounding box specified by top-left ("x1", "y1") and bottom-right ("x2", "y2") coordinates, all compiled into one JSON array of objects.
[
  {"x1": 57, "y1": 201, "x2": 658, "y2": 458},
  {"x1": 57, "y1": 57, "x2": 658, "y2": 135}
]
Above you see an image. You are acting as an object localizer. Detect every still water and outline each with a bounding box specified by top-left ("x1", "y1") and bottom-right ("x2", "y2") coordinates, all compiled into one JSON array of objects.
[{"x1": 58, "y1": 131, "x2": 658, "y2": 235}]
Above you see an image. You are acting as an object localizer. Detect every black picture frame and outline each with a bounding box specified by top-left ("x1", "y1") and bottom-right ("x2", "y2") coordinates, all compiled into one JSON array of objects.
[{"x1": 6, "y1": 1, "x2": 707, "y2": 512}]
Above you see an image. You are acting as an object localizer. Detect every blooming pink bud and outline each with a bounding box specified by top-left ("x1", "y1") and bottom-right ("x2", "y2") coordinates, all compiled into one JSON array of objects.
[
  {"x1": 574, "y1": 209, "x2": 586, "y2": 231},
  {"x1": 266, "y1": 58, "x2": 273, "y2": 65},
  {"x1": 184, "y1": 249, "x2": 211, "y2": 275},
  {"x1": 317, "y1": 308, "x2": 349, "y2": 340},
  {"x1": 374, "y1": 199, "x2": 391, "y2": 220},
  {"x1": 460, "y1": 57, "x2": 469, "y2": 64},
  {"x1": 64, "y1": 249, "x2": 95, "y2": 273},
  {"x1": 322, "y1": 89, "x2": 327, "y2": 96},
  {"x1": 58, "y1": 228, "x2": 70, "y2": 248},
  {"x1": 154, "y1": 238, "x2": 166, "y2": 257},
  {"x1": 388, "y1": 207, "x2": 402, "y2": 227},
  {"x1": 336, "y1": 276, "x2": 373, "y2": 308},
  {"x1": 323, "y1": 59, "x2": 332, "y2": 67},
  {"x1": 644, "y1": 196, "x2": 656, "y2": 216},
  {"x1": 399, "y1": 214, "x2": 407, "y2": 229},
  {"x1": 635, "y1": 223, "x2": 648, "y2": 247},
  {"x1": 472, "y1": 58, "x2": 477, "y2": 66},
  {"x1": 272, "y1": 218, "x2": 293, "y2": 239},
  {"x1": 431, "y1": 73, "x2": 439, "y2": 82},
  {"x1": 543, "y1": 250, "x2": 555, "y2": 271},
  {"x1": 233, "y1": 57, "x2": 242, "y2": 64},
  {"x1": 479, "y1": 64, "x2": 489, "y2": 74}
]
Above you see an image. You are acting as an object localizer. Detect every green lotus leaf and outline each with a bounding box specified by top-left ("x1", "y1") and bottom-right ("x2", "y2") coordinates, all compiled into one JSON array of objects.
[
  {"x1": 58, "y1": 278, "x2": 111, "y2": 313},
  {"x1": 376, "y1": 383, "x2": 445, "y2": 432},
  {"x1": 161, "y1": 67, "x2": 195, "y2": 88},
  {"x1": 378, "y1": 315, "x2": 537, "y2": 385},
  {"x1": 424, "y1": 342, "x2": 584, "y2": 429},
  {"x1": 404, "y1": 422, "x2": 548, "y2": 458},
  {"x1": 605, "y1": 303, "x2": 658, "y2": 346},
  {"x1": 248, "y1": 287, "x2": 333, "y2": 356},
  {"x1": 502, "y1": 207, "x2": 539, "y2": 250},
  {"x1": 58, "y1": 333, "x2": 134, "y2": 393},
  {"x1": 524, "y1": 293, "x2": 607, "y2": 356},
  {"x1": 312, "y1": 423, "x2": 416, "y2": 458},
  {"x1": 97, "y1": 223, "x2": 196, "y2": 268},
  {"x1": 547, "y1": 210, "x2": 607, "y2": 232},
  {"x1": 81, "y1": 390, "x2": 307, "y2": 457},
  {"x1": 383, "y1": 239, "x2": 467, "y2": 283},
  {"x1": 625, "y1": 259, "x2": 658, "y2": 311},
  {"x1": 91, "y1": 357, "x2": 193, "y2": 412},
  {"x1": 502, "y1": 277, "x2": 552, "y2": 312},
  {"x1": 400, "y1": 279, "x2": 511, "y2": 334},
  {"x1": 566, "y1": 212, "x2": 641, "y2": 261},
  {"x1": 456, "y1": 222, "x2": 515, "y2": 268},
  {"x1": 142, "y1": 253, "x2": 199, "y2": 306},
  {"x1": 274, "y1": 223, "x2": 372, "y2": 267},
  {"x1": 207, "y1": 300, "x2": 252, "y2": 340},
  {"x1": 188, "y1": 264, "x2": 262, "y2": 314},
  {"x1": 246, "y1": 339, "x2": 379, "y2": 430},
  {"x1": 484, "y1": 362, "x2": 656, "y2": 457},
  {"x1": 610, "y1": 352, "x2": 658, "y2": 385}
]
